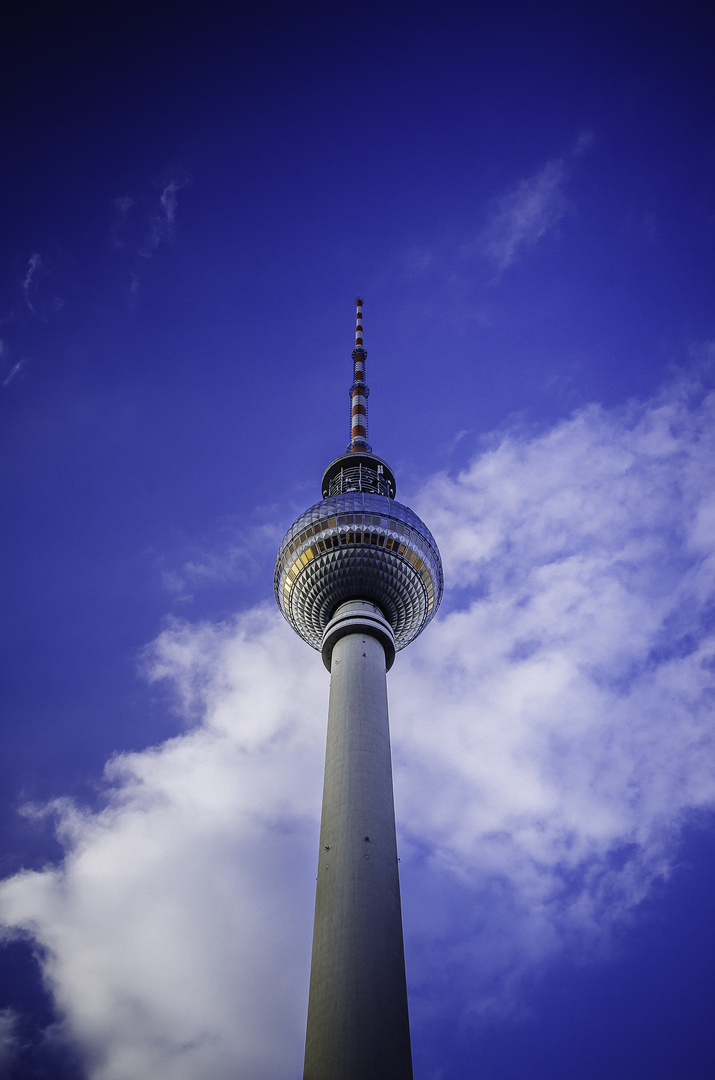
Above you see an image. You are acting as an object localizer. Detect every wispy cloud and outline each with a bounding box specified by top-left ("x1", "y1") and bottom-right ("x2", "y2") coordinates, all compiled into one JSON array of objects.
[
  {"x1": 402, "y1": 244, "x2": 434, "y2": 278},
  {"x1": 1, "y1": 362, "x2": 714, "y2": 1076},
  {"x1": 111, "y1": 176, "x2": 190, "y2": 301},
  {"x1": 138, "y1": 177, "x2": 190, "y2": 259},
  {"x1": 3, "y1": 358, "x2": 26, "y2": 387},
  {"x1": 109, "y1": 195, "x2": 134, "y2": 250},
  {"x1": 480, "y1": 158, "x2": 568, "y2": 273},
  {"x1": 0, "y1": 1009, "x2": 18, "y2": 1070},
  {"x1": 159, "y1": 522, "x2": 283, "y2": 600},
  {"x1": 477, "y1": 132, "x2": 593, "y2": 276},
  {"x1": 21, "y1": 253, "x2": 42, "y2": 311},
  {"x1": 160, "y1": 178, "x2": 183, "y2": 226}
]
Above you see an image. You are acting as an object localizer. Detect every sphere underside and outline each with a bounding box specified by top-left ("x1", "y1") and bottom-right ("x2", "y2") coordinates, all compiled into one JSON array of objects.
[{"x1": 274, "y1": 493, "x2": 443, "y2": 651}]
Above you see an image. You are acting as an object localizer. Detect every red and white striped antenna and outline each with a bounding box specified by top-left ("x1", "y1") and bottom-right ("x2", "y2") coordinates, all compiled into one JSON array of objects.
[{"x1": 348, "y1": 296, "x2": 371, "y2": 453}]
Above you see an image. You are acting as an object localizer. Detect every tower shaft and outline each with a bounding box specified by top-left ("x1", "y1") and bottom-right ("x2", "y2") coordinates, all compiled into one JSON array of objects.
[{"x1": 303, "y1": 601, "x2": 413, "y2": 1080}]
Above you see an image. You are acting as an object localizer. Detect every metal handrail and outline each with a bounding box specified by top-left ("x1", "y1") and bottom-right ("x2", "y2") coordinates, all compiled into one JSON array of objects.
[{"x1": 328, "y1": 464, "x2": 394, "y2": 498}]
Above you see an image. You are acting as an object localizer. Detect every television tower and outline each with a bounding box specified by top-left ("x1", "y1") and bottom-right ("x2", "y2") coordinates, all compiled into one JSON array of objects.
[{"x1": 274, "y1": 299, "x2": 443, "y2": 1080}]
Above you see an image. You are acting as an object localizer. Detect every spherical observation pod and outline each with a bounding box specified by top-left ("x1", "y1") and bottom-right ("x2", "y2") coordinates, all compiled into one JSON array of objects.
[{"x1": 274, "y1": 491, "x2": 443, "y2": 654}]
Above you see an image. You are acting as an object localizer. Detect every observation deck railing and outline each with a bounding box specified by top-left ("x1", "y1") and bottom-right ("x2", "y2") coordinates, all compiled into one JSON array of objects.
[{"x1": 327, "y1": 462, "x2": 394, "y2": 498}]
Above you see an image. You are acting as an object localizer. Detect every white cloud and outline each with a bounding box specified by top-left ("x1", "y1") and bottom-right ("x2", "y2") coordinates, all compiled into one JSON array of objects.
[
  {"x1": 159, "y1": 522, "x2": 282, "y2": 600},
  {"x1": 480, "y1": 158, "x2": 567, "y2": 273},
  {"x1": 112, "y1": 177, "x2": 190, "y2": 268},
  {"x1": 397, "y1": 367, "x2": 715, "y2": 1007},
  {"x1": 477, "y1": 133, "x2": 592, "y2": 275},
  {"x1": 139, "y1": 177, "x2": 189, "y2": 259},
  {"x1": 3, "y1": 358, "x2": 27, "y2": 388},
  {"x1": 403, "y1": 244, "x2": 434, "y2": 277},
  {"x1": 21, "y1": 253, "x2": 42, "y2": 311},
  {"x1": 0, "y1": 1009, "x2": 19, "y2": 1069},
  {"x1": 1, "y1": 609, "x2": 326, "y2": 1080},
  {"x1": 160, "y1": 179, "x2": 184, "y2": 226},
  {"x1": 110, "y1": 196, "x2": 134, "y2": 250},
  {"x1": 1, "y1": 366, "x2": 715, "y2": 1075}
]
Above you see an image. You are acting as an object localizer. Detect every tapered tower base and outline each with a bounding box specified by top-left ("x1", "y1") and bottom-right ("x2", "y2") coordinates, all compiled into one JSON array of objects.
[{"x1": 303, "y1": 601, "x2": 413, "y2": 1080}]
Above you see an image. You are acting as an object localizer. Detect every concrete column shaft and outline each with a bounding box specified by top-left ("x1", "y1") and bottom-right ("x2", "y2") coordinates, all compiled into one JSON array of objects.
[{"x1": 303, "y1": 607, "x2": 412, "y2": 1080}]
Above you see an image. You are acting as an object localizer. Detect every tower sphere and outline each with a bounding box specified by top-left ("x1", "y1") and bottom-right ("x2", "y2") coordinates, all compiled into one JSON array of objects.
[{"x1": 274, "y1": 484, "x2": 443, "y2": 663}]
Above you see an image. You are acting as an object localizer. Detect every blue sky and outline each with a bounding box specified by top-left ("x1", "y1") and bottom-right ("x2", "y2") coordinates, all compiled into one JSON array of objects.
[{"x1": 2, "y1": 2, "x2": 715, "y2": 1076}]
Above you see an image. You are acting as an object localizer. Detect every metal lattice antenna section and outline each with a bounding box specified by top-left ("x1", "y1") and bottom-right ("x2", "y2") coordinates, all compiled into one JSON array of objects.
[{"x1": 348, "y1": 297, "x2": 371, "y2": 453}]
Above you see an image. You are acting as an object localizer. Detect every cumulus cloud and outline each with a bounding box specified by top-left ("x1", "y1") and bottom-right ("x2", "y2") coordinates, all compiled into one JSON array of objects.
[
  {"x1": 1, "y1": 610, "x2": 326, "y2": 1080},
  {"x1": 477, "y1": 133, "x2": 592, "y2": 275},
  {"x1": 2, "y1": 365, "x2": 715, "y2": 1076},
  {"x1": 395, "y1": 367, "x2": 715, "y2": 1010}
]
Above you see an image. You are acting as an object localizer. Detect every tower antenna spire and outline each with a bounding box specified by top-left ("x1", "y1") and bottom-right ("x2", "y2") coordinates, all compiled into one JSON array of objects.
[{"x1": 348, "y1": 296, "x2": 371, "y2": 453}]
